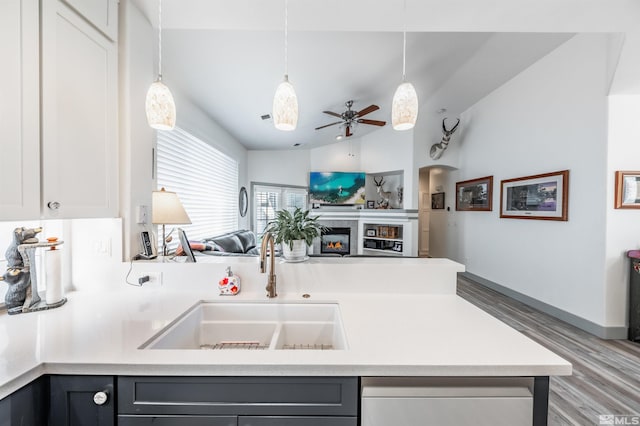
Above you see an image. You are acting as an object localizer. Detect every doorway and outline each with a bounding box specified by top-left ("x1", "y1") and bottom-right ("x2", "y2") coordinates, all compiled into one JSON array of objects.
[{"x1": 418, "y1": 166, "x2": 456, "y2": 258}]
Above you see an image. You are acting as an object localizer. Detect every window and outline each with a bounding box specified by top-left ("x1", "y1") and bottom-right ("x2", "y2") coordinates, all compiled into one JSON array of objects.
[
  {"x1": 252, "y1": 183, "x2": 308, "y2": 238},
  {"x1": 156, "y1": 127, "x2": 238, "y2": 246}
]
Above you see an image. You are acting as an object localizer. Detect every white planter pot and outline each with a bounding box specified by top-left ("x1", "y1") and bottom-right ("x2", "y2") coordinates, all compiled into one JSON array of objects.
[{"x1": 282, "y1": 239, "x2": 308, "y2": 262}]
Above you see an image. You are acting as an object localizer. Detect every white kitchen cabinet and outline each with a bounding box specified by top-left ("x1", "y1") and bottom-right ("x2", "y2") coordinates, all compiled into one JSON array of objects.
[
  {"x1": 0, "y1": 0, "x2": 117, "y2": 221},
  {"x1": 41, "y1": 0, "x2": 118, "y2": 219},
  {"x1": 61, "y1": 0, "x2": 119, "y2": 41},
  {"x1": 0, "y1": 0, "x2": 40, "y2": 221}
]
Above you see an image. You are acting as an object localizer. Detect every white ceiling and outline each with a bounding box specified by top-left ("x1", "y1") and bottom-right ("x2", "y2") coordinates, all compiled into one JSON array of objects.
[{"x1": 131, "y1": 0, "x2": 575, "y2": 150}]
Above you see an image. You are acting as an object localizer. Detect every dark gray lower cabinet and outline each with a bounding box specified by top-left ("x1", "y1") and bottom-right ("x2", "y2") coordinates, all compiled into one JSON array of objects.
[
  {"x1": 238, "y1": 416, "x2": 357, "y2": 426},
  {"x1": 49, "y1": 375, "x2": 115, "y2": 426},
  {"x1": 0, "y1": 377, "x2": 46, "y2": 426},
  {"x1": 118, "y1": 416, "x2": 236, "y2": 425},
  {"x1": 118, "y1": 376, "x2": 358, "y2": 424},
  {"x1": 118, "y1": 416, "x2": 356, "y2": 426}
]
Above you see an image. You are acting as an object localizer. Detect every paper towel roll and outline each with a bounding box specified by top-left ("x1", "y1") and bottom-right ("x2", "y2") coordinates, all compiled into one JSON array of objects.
[{"x1": 45, "y1": 248, "x2": 63, "y2": 304}]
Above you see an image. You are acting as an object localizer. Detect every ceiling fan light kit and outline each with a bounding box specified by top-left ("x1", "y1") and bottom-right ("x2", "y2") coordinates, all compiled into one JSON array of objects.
[
  {"x1": 146, "y1": 0, "x2": 176, "y2": 131},
  {"x1": 315, "y1": 100, "x2": 386, "y2": 138},
  {"x1": 273, "y1": 0, "x2": 298, "y2": 131}
]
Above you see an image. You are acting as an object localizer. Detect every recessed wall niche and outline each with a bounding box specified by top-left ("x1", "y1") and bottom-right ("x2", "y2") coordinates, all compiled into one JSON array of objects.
[{"x1": 365, "y1": 170, "x2": 404, "y2": 209}]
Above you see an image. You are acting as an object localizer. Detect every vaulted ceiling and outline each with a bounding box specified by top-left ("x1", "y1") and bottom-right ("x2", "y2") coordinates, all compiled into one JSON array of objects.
[{"x1": 131, "y1": 0, "x2": 574, "y2": 150}]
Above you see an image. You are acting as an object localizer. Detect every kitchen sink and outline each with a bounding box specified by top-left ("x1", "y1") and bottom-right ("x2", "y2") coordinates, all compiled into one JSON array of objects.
[{"x1": 141, "y1": 301, "x2": 348, "y2": 350}]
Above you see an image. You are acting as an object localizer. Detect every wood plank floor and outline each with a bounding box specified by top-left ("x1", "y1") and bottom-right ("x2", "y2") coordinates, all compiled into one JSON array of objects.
[{"x1": 457, "y1": 275, "x2": 640, "y2": 426}]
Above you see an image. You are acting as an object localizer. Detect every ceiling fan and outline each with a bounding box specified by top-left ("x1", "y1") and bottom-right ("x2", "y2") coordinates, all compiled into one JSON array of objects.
[{"x1": 315, "y1": 100, "x2": 386, "y2": 138}]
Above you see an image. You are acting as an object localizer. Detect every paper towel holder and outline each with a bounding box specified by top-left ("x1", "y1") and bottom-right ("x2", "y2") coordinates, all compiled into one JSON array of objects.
[{"x1": 7, "y1": 240, "x2": 67, "y2": 315}]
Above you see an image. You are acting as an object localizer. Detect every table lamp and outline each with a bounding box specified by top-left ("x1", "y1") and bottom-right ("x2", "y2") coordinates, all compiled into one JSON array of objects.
[{"x1": 152, "y1": 188, "x2": 191, "y2": 257}]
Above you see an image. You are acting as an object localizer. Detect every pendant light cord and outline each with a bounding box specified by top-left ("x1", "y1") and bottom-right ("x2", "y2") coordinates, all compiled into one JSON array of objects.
[
  {"x1": 158, "y1": 0, "x2": 163, "y2": 80},
  {"x1": 402, "y1": 0, "x2": 407, "y2": 81},
  {"x1": 284, "y1": 0, "x2": 289, "y2": 78}
]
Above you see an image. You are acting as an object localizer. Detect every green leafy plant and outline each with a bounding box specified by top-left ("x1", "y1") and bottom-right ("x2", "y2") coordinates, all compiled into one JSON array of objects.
[{"x1": 265, "y1": 207, "x2": 328, "y2": 250}]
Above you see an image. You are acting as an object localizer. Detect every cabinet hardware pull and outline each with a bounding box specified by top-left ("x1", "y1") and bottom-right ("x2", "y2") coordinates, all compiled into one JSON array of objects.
[
  {"x1": 47, "y1": 201, "x2": 61, "y2": 210},
  {"x1": 93, "y1": 391, "x2": 109, "y2": 406}
]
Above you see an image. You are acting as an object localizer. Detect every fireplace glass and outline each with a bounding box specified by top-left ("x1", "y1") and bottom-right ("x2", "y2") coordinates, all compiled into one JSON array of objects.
[{"x1": 321, "y1": 227, "x2": 350, "y2": 256}]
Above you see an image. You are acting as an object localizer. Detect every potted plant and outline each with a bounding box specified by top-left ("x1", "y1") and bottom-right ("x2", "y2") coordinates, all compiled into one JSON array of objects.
[{"x1": 265, "y1": 207, "x2": 327, "y2": 261}]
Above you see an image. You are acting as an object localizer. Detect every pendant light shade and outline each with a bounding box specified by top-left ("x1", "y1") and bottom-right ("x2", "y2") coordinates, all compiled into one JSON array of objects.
[
  {"x1": 146, "y1": 79, "x2": 176, "y2": 131},
  {"x1": 273, "y1": 75, "x2": 298, "y2": 131},
  {"x1": 146, "y1": 0, "x2": 176, "y2": 131},
  {"x1": 392, "y1": 81, "x2": 418, "y2": 131}
]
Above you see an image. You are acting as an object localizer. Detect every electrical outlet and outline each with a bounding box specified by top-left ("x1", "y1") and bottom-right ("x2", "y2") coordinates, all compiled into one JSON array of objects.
[{"x1": 140, "y1": 272, "x2": 163, "y2": 287}]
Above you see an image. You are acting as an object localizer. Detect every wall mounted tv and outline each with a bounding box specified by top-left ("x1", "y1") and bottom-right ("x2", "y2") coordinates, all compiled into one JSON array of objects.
[{"x1": 309, "y1": 172, "x2": 366, "y2": 205}]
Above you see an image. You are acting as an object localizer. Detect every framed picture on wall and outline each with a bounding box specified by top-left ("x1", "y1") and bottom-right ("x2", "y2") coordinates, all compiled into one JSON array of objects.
[
  {"x1": 500, "y1": 170, "x2": 569, "y2": 221},
  {"x1": 615, "y1": 171, "x2": 640, "y2": 209},
  {"x1": 456, "y1": 176, "x2": 493, "y2": 211},
  {"x1": 431, "y1": 192, "x2": 445, "y2": 209}
]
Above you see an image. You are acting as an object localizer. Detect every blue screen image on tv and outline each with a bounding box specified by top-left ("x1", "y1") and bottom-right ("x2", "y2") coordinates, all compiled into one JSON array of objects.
[{"x1": 309, "y1": 172, "x2": 366, "y2": 205}]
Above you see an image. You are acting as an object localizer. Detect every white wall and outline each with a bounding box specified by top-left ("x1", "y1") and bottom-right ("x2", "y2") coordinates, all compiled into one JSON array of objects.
[
  {"x1": 605, "y1": 95, "x2": 640, "y2": 326},
  {"x1": 118, "y1": 0, "x2": 156, "y2": 260},
  {"x1": 309, "y1": 140, "x2": 362, "y2": 172},
  {"x1": 360, "y1": 125, "x2": 416, "y2": 209},
  {"x1": 247, "y1": 128, "x2": 417, "y2": 209},
  {"x1": 247, "y1": 149, "x2": 310, "y2": 187},
  {"x1": 446, "y1": 34, "x2": 610, "y2": 327},
  {"x1": 428, "y1": 168, "x2": 452, "y2": 258}
]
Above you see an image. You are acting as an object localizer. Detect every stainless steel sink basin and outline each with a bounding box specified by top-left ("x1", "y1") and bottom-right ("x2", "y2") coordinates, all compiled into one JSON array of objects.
[{"x1": 141, "y1": 302, "x2": 348, "y2": 350}]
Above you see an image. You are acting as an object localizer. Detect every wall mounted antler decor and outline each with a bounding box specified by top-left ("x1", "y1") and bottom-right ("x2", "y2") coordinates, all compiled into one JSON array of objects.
[
  {"x1": 429, "y1": 118, "x2": 460, "y2": 160},
  {"x1": 373, "y1": 176, "x2": 393, "y2": 209}
]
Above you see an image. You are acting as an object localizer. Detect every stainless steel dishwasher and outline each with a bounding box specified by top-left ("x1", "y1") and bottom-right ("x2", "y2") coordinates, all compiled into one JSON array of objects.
[{"x1": 361, "y1": 377, "x2": 534, "y2": 426}]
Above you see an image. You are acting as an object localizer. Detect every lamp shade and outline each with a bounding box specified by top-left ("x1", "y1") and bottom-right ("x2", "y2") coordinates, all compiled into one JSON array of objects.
[
  {"x1": 391, "y1": 81, "x2": 419, "y2": 131},
  {"x1": 273, "y1": 75, "x2": 298, "y2": 131},
  {"x1": 146, "y1": 80, "x2": 176, "y2": 131},
  {"x1": 152, "y1": 188, "x2": 191, "y2": 225}
]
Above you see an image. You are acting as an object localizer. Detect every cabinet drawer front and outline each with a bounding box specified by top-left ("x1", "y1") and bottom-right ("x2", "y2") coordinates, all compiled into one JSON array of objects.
[
  {"x1": 118, "y1": 377, "x2": 358, "y2": 417},
  {"x1": 239, "y1": 416, "x2": 357, "y2": 426},
  {"x1": 118, "y1": 415, "x2": 236, "y2": 426}
]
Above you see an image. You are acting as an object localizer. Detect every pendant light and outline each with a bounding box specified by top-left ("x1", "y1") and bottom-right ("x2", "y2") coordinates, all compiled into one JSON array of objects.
[
  {"x1": 391, "y1": 0, "x2": 418, "y2": 131},
  {"x1": 272, "y1": 0, "x2": 298, "y2": 131},
  {"x1": 145, "y1": 0, "x2": 176, "y2": 131}
]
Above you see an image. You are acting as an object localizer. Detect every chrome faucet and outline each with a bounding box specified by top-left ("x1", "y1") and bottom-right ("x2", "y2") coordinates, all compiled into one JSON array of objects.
[{"x1": 260, "y1": 232, "x2": 277, "y2": 298}]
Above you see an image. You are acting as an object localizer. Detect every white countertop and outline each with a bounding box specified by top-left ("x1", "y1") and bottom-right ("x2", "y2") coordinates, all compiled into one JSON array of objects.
[{"x1": 0, "y1": 257, "x2": 571, "y2": 400}]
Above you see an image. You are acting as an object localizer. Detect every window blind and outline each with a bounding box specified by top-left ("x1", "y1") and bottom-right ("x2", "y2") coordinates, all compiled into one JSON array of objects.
[
  {"x1": 157, "y1": 127, "x2": 238, "y2": 246},
  {"x1": 253, "y1": 184, "x2": 308, "y2": 238}
]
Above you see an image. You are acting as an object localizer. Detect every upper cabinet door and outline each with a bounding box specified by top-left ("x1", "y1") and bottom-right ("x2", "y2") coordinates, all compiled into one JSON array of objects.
[
  {"x1": 0, "y1": 0, "x2": 40, "y2": 221},
  {"x1": 41, "y1": 0, "x2": 118, "y2": 219},
  {"x1": 61, "y1": 0, "x2": 118, "y2": 41}
]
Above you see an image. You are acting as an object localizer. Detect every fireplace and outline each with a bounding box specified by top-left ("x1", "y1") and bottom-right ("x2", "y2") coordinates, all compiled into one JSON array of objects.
[{"x1": 321, "y1": 227, "x2": 350, "y2": 256}]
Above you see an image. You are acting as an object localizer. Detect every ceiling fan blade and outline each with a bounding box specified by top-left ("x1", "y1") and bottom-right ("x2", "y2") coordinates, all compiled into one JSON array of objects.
[
  {"x1": 346, "y1": 126, "x2": 352, "y2": 137},
  {"x1": 322, "y1": 111, "x2": 342, "y2": 118},
  {"x1": 358, "y1": 119, "x2": 386, "y2": 127},
  {"x1": 315, "y1": 121, "x2": 342, "y2": 130},
  {"x1": 356, "y1": 105, "x2": 379, "y2": 117}
]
